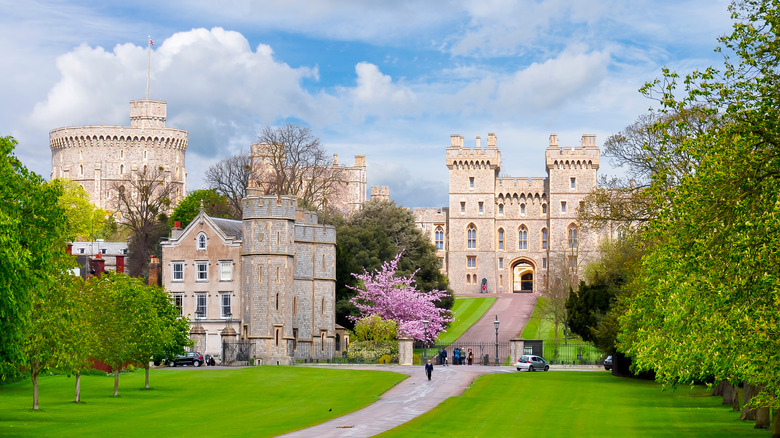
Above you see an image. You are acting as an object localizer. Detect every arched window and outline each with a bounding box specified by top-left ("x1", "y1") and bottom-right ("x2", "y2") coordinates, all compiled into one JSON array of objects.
[
  {"x1": 520, "y1": 204, "x2": 526, "y2": 216},
  {"x1": 197, "y1": 233, "x2": 207, "y2": 250},
  {"x1": 542, "y1": 204, "x2": 548, "y2": 214},
  {"x1": 435, "y1": 226, "x2": 444, "y2": 250},
  {"x1": 568, "y1": 224, "x2": 578, "y2": 249},
  {"x1": 518, "y1": 225, "x2": 528, "y2": 250},
  {"x1": 498, "y1": 228, "x2": 504, "y2": 250},
  {"x1": 498, "y1": 204, "x2": 504, "y2": 215},
  {"x1": 120, "y1": 164, "x2": 124, "y2": 174},
  {"x1": 467, "y1": 224, "x2": 477, "y2": 249},
  {"x1": 541, "y1": 228, "x2": 548, "y2": 250}
]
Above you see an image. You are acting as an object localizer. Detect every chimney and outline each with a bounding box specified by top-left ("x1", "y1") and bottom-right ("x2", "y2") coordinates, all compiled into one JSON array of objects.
[
  {"x1": 148, "y1": 255, "x2": 161, "y2": 286},
  {"x1": 487, "y1": 133, "x2": 497, "y2": 149},
  {"x1": 171, "y1": 220, "x2": 184, "y2": 239},
  {"x1": 476, "y1": 136, "x2": 481, "y2": 149},
  {"x1": 92, "y1": 252, "x2": 105, "y2": 278},
  {"x1": 549, "y1": 133, "x2": 559, "y2": 148}
]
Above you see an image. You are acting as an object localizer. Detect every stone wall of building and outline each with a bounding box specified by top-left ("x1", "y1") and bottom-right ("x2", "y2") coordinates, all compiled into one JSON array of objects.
[{"x1": 50, "y1": 100, "x2": 187, "y2": 211}]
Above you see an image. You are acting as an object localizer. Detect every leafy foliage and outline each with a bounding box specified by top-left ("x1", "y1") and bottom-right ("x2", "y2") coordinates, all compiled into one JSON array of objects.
[
  {"x1": 170, "y1": 188, "x2": 234, "y2": 228},
  {"x1": 53, "y1": 178, "x2": 115, "y2": 241}
]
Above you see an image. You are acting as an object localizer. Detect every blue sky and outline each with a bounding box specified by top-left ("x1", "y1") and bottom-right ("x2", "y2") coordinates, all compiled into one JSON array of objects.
[{"x1": 0, "y1": 0, "x2": 733, "y2": 208}]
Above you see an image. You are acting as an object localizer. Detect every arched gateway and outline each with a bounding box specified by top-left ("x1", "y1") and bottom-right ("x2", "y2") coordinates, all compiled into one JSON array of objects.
[{"x1": 511, "y1": 259, "x2": 535, "y2": 293}]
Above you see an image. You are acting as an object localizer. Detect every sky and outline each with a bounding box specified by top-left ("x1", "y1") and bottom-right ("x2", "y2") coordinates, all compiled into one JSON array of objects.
[{"x1": 0, "y1": 0, "x2": 734, "y2": 208}]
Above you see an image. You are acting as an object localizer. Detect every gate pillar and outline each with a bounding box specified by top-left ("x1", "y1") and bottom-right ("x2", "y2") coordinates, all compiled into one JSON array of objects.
[
  {"x1": 510, "y1": 338, "x2": 525, "y2": 364},
  {"x1": 398, "y1": 337, "x2": 414, "y2": 365}
]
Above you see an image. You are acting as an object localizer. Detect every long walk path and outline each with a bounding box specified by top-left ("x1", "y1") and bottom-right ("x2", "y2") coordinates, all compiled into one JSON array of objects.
[{"x1": 279, "y1": 294, "x2": 539, "y2": 437}]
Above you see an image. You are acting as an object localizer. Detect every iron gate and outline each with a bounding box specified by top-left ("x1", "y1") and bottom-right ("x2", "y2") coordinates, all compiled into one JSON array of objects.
[{"x1": 222, "y1": 341, "x2": 255, "y2": 366}]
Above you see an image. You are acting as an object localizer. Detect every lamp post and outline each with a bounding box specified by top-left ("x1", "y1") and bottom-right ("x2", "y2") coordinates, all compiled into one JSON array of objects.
[
  {"x1": 423, "y1": 319, "x2": 429, "y2": 362},
  {"x1": 494, "y1": 315, "x2": 500, "y2": 366}
]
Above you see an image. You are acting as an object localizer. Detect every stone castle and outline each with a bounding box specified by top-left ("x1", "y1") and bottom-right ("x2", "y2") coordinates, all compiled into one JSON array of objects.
[
  {"x1": 49, "y1": 100, "x2": 188, "y2": 211},
  {"x1": 414, "y1": 133, "x2": 606, "y2": 295}
]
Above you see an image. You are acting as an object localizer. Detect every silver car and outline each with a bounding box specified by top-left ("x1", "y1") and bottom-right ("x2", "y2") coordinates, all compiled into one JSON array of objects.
[{"x1": 515, "y1": 355, "x2": 549, "y2": 372}]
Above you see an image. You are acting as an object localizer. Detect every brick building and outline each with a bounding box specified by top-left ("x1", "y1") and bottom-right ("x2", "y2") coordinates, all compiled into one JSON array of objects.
[{"x1": 415, "y1": 133, "x2": 606, "y2": 295}]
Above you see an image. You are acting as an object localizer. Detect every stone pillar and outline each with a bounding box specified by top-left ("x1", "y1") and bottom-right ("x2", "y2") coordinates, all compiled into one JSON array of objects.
[
  {"x1": 510, "y1": 338, "x2": 525, "y2": 364},
  {"x1": 398, "y1": 337, "x2": 414, "y2": 366},
  {"x1": 220, "y1": 326, "x2": 237, "y2": 365},
  {"x1": 190, "y1": 325, "x2": 206, "y2": 354}
]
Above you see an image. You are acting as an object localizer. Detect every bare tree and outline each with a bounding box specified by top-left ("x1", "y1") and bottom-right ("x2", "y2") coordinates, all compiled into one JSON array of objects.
[
  {"x1": 205, "y1": 151, "x2": 250, "y2": 220},
  {"x1": 543, "y1": 248, "x2": 580, "y2": 344},
  {"x1": 252, "y1": 123, "x2": 344, "y2": 210},
  {"x1": 113, "y1": 166, "x2": 174, "y2": 277}
]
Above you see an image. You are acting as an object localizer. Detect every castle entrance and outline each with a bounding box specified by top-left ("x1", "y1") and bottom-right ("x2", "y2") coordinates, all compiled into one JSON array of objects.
[{"x1": 512, "y1": 260, "x2": 534, "y2": 293}]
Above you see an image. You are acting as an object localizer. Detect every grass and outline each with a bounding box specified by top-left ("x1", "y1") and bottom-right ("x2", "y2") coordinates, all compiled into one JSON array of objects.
[
  {"x1": 520, "y1": 296, "x2": 564, "y2": 341},
  {"x1": 379, "y1": 372, "x2": 768, "y2": 437},
  {"x1": 437, "y1": 297, "x2": 496, "y2": 344},
  {"x1": 0, "y1": 367, "x2": 404, "y2": 437}
]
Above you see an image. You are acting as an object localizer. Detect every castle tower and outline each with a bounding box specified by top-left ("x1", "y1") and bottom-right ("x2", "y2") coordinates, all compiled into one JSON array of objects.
[{"x1": 49, "y1": 99, "x2": 187, "y2": 211}]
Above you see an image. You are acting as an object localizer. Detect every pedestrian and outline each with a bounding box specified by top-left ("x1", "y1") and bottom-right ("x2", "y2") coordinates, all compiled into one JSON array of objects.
[
  {"x1": 439, "y1": 348, "x2": 448, "y2": 366},
  {"x1": 453, "y1": 347, "x2": 460, "y2": 366},
  {"x1": 468, "y1": 349, "x2": 474, "y2": 365},
  {"x1": 425, "y1": 360, "x2": 433, "y2": 380}
]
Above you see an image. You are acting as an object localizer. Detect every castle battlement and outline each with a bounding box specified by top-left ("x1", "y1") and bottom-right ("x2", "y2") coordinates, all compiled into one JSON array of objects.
[
  {"x1": 243, "y1": 195, "x2": 297, "y2": 220},
  {"x1": 446, "y1": 134, "x2": 501, "y2": 170},
  {"x1": 545, "y1": 134, "x2": 600, "y2": 171},
  {"x1": 49, "y1": 125, "x2": 188, "y2": 150}
]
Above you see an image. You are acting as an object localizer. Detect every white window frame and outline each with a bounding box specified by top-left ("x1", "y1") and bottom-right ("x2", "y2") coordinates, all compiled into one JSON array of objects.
[
  {"x1": 220, "y1": 293, "x2": 232, "y2": 319},
  {"x1": 220, "y1": 261, "x2": 233, "y2": 281},
  {"x1": 196, "y1": 261, "x2": 208, "y2": 281},
  {"x1": 173, "y1": 294, "x2": 183, "y2": 318},
  {"x1": 172, "y1": 262, "x2": 184, "y2": 281},
  {"x1": 195, "y1": 293, "x2": 207, "y2": 319},
  {"x1": 197, "y1": 233, "x2": 207, "y2": 250}
]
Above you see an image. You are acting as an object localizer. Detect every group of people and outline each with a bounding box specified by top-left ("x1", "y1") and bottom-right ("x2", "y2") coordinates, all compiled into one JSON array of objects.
[
  {"x1": 426, "y1": 346, "x2": 476, "y2": 380},
  {"x1": 438, "y1": 347, "x2": 474, "y2": 366}
]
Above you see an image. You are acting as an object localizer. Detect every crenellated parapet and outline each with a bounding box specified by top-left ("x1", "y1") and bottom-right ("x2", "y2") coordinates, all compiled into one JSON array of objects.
[
  {"x1": 49, "y1": 125, "x2": 188, "y2": 151},
  {"x1": 496, "y1": 177, "x2": 549, "y2": 205},
  {"x1": 446, "y1": 133, "x2": 501, "y2": 171},
  {"x1": 545, "y1": 133, "x2": 600, "y2": 171}
]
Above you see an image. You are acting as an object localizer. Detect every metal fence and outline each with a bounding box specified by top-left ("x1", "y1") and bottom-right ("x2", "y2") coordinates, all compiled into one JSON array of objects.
[
  {"x1": 222, "y1": 341, "x2": 255, "y2": 366},
  {"x1": 541, "y1": 341, "x2": 604, "y2": 365},
  {"x1": 416, "y1": 341, "x2": 512, "y2": 366}
]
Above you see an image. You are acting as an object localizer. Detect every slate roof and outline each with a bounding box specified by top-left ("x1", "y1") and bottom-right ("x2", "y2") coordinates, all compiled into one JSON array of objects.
[{"x1": 211, "y1": 217, "x2": 243, "y2": 241}]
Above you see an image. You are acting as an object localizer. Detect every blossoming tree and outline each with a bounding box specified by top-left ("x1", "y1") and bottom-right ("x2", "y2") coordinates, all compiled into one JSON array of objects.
[{"x1": 349, "y1": 253, "x2": 452, "y2": 343}]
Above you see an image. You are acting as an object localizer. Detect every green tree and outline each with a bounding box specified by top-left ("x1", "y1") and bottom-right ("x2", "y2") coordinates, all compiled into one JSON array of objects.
[
  {"x1": 0, "y1": 136, "x2": 71, "y2": 381},
  {"x1": 53, "y1": 178, "x2": 115, "y2": 241},
  {"x1": 170, "y1": 188, "x2": 234, "y2": 228},
  {"x1": 616, "y1": 1, "x2": 780, "y2": 431}
]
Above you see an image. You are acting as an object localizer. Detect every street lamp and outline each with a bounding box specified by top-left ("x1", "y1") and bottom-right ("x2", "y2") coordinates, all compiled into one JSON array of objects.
[
  {"x1": 422, "y1": 319, "x2": 430, "y2": 362},
  {"x1": 494, "y1": 315, "x2": 500, "y2": 366}
]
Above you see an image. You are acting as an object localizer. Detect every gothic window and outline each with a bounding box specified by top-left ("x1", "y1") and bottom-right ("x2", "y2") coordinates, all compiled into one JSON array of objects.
[
  {"x1": 518, "y1": 225, "x2": 528, "y2": 250},
  {"x1": 469, "y1": 177, "x2": 474, "y2": 188},
  {"x1": 542, "y1": 204, "x2": 548, "y2": 214},
  {"x1": 541, "y1": 228, "x2": 548, "y2": 250},
  {"x1": 435, "y1": 226, "x2": 444, "y2": 250},
  {"x1": 467, "y1": 224, "x2": 477, "y2": 249},
  {"x1": 568, "y1": 224, "x2": 578, "y2": 249},
  {"x1": 498, "y1": 204, "x2": 504, "y2": 215},
  {"x1": 498, "y1": 228, "x2": 504, "y2": 250},
  {"x1": 460, "y1": 202, "x2": 465, "y2": 214},
  {"x1": 197, "y1": 233, "x2": 207, "y2": 250},
  {"x1": 520, "y1": 204, "x2": 526, "y2": 216},
  {"x1": 478, "y1": 202, "x2": 483, "y2": 214},
  {"x1": 570, "y1": 177, "x2": 576, "y2": 189},
  {"x1": 561, "y1": 201, "x2": 567, "y2": 213}
]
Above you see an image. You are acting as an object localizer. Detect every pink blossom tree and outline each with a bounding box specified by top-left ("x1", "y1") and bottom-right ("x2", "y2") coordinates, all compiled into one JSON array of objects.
[{"x1": 349, "y1": 253, "x2": 452, "y2": 343}]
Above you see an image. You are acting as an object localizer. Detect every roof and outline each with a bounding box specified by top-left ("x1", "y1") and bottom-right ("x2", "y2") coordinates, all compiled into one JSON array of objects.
[{"x1": 211, "y1": 217, "x2": 243, "y2": 240}]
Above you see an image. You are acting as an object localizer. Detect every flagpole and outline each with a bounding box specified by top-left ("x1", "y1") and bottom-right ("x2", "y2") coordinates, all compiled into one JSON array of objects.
[{"x1": 146, "y1": 36, "x2": 151, "y2": 100}]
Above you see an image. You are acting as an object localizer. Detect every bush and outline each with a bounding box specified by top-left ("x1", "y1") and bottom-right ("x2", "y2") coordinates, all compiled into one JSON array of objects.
[{"x1": 346, "y1": 341, "x2": 398, "y2": 362}]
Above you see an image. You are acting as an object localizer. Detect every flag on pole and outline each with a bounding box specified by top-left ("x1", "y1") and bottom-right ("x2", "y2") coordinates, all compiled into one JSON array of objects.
[{"x1": 149, "y1": 38, "x2": 154, "y2": 46}]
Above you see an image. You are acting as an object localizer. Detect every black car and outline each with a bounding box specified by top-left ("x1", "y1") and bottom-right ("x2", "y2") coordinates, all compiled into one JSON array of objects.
[
  {"x1": 205, "y1": 355, "x2": 216, "y2": 366},
  {"x1": 604, "y1": 355, "x2": 613, "y2": 371},
  {"x1": 171, "y1": 352, "x2": 204, "y2": 367}
]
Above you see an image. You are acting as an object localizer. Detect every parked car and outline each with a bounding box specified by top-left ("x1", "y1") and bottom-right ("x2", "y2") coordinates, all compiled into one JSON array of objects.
[
  {"x1": 205, "y1": 355, "x2": 216, "y2": 366},
  {"x1": 170, "y1": 352, "x2": 204, "y2": 367},
  {"x1": 515, "y1": 355, "x2": 549, "y2": 372},
  {"x1": 604, "y1": 355, "x2": 613, "y2": 371}
]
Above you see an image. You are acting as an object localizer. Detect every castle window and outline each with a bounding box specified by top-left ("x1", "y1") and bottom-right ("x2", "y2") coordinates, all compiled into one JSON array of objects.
[
  {"x1": 172, "y1": 262, "x2": 184, "y2": 281},
  {"x1": 120, "y1": 164, "x2": 124, "y2": 174},
  {"x1": 571, "y1": 177, "x2": 576, "y2": 189},
  {"x1": 542, "y1": 204, "x2": 548, "y2": 214},
  {"x1": 321, "y1": 332, "x2": 326, "y2": 351},
  {"x1": 79, "y1": 165, "x2": 83, "y2": 176},
  {"x1": 276, "y1": 293, "x2": 280, "y2": 311},
  {"x1": 220, "y1": 261, "x2": 232, "y2": 281},
  {"x1": 197, "y1": 233, "x2": 207, "y2": 250},
  {"x1": 569, "y1": 256, "x2": 578, "y2": 269},
  {"x1": 498, "y1": 204, "x2": 504, "y2": 215},
  {"x1": 438, "y1": 258, "x2": 444, "y2": 269},
  {"x1": 196, "y1": 261, "x2": 208, "y2": 281},
  {"x1": 466, "y1": 274, "x2": 471, "y2": 284},
  {"x1": 322, "y1": 254, "x2": 326, "y2": 270},
  {"x1": 498, "y1": 228, "x2": 504, "y2": 250},
  {"x1": 195, "y1": 293, "x2": 207, "y2": 319},
  {"x1": 467, "y1": 256, "x2": 477, "y2": 268},
  {"x1": 499, "y1": 275, "x2": 503, "y2": 287},
  {"x1": 568, "y1": 224, "x2": 578, "y2": 249},
  {"x1": 467, "y1": 224, "x2": 477, "y2": 249},
  {"x1": 543, "y1": 258, "x2": 548, "y2": 268},
  {"x1": 460, "y1": 202, "x2": 465, "y2": 214},
  {"x1": 435, "y1": 226, "x2": 444, "y2": 250},
  {"x1": 579, "y1": 201, "x2": 585, "y2": 211},
  {"x1": 220, "y1": 293, "x2": 232, "y2": 318},
  {"x1": 561, "y1": 201, "x2": 567, "y2": 213},
  {"x1": 499, "y1": 257, "x2": 503, "y2": 269},
  {"x1": 321, "y1": 297, "x2": 326, "y2": 316},
  {"x1": 275, "y1": 328, "x2": 280, "y2": 346},
  {"x1": 478, "y1": 202, "x2": 484, "y2": 214},
  {"x1": 469, "y1": 177, "x2": 474, "y2": 189},
  {"x1": 541, "y1": 228, "x2": 548, "y2": 250},
  {"x1": 518, "y1": 225, "x2": 528, "y2": 250}
]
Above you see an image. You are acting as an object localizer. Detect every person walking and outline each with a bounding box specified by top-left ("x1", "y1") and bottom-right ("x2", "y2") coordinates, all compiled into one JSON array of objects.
[
  {"x1": 439, "y1": 348, "x2": 448, "y2": 366},
  {"x1": 453, "y1": 347, "x2": 461, "y2": 366},
  {"x1": 425, "y1": 360, "x2": 434, "y2": 380},
  {"x1": 468, "y1": 349, "x2": 474, "y2": 365}
]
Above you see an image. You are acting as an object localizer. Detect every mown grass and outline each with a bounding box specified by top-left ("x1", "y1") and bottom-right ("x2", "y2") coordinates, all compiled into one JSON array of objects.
[
  {"x1": 0, "y1": 367, "x2": 404, "y2": 437},
  {"x1": 379, "y1": 371, "x2": 767, "y2": 437},
  {"x1": 520, "y1": 296, "x2": 564, "y2": 341},
  {"x1": 437, "y1": 297, "x2": 496, "y2": 344}
]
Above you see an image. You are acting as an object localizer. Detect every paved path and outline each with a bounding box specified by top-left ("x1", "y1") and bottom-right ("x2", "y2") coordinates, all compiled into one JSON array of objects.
[
  {"x1": 278, "y1": 364, "x2": 513, "y2": 438},
  {"x1": 456, "y1": 293, "x2": 538, "y2": 343}
]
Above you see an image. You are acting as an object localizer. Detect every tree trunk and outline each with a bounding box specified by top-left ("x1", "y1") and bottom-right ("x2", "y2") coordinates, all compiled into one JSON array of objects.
[
  {"x1": 713, "y1": 380, "x2": 725, "y2": 396},
  {"x1": 740, "y1": 383, "x2": 757, "y2": 421},
  {"x1": 723, "y1": 381, "x2": 739, "y2": 411},
  {"x1": 113, "y1": 367, "x2": 120, "y2": 396},
  {"x1": 74, "y1": 372, "x2": 81, "y2": 403},
  {"x1": 756, "y1": 406, "x2": 770, "y2": 429},
  {"x1": 772, "y1": 408, "x2": 780, "y2": 438},
  {"x1": 145, "y1": 363, "x2": 150, "y2": 389},
  {"x1": 32, "y1": 370, "x2": 40, "y2": 411}
]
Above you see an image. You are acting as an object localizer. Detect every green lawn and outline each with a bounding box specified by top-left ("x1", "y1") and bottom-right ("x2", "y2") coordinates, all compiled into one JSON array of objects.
[
  {"x1": 0, "y1": 367, "x2": 404, "y2": 437},
  {"x1": 520, "y1": 296, "x2": 564, "y2": 340},
  {"x1": 379, "y1": 372, "x2": 768, "y2": 437},
  {"x1": 437, "y1": 297, "x2": 496, "y2": 344}
]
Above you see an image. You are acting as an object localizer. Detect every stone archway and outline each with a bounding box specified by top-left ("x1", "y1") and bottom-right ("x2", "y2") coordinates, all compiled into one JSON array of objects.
[{"x1": 511, "y1": 259, "x2": 535, "y2": 293}]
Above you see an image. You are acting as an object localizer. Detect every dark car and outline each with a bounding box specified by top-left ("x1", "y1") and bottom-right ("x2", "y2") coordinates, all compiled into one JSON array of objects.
[
  {"x1": 604, "y1": 355, "x2": 613, "y2": 371},
  {"x1": 205, "y1": 355, "x2": 216, "y2": 366},
  {"x1": 171, "y1": 352, "x2": 204, "y2": 367}
]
